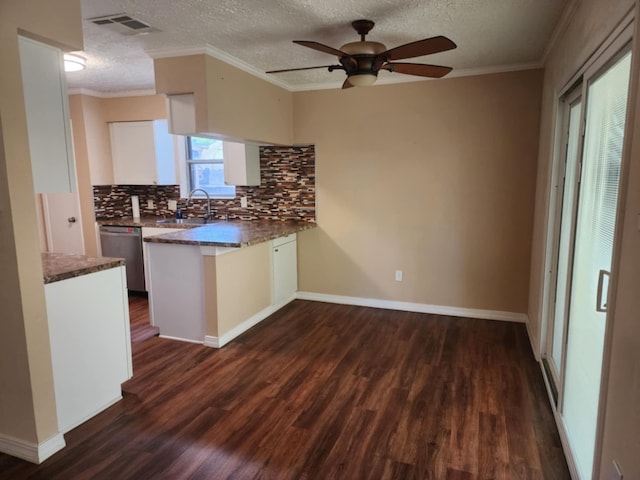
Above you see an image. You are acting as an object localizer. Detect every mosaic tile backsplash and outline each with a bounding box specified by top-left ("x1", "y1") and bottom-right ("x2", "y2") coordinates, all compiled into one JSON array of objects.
[{"x1": 93, "y1": 145, "x2": 315, "y2": 223}]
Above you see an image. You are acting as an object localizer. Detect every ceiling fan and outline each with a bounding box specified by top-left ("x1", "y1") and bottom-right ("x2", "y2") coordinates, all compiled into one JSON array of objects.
[{"x1": 267, "y1": 19, "x2": 457, "y2": 89}]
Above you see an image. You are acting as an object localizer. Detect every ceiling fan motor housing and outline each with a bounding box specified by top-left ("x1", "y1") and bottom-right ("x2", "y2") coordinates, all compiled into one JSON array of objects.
[{"x1": 340, "y1": 41, "x2": 387, "y2": 77}]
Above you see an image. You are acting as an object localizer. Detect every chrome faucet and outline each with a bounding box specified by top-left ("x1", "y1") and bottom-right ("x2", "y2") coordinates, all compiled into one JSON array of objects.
[{"x1": 186, "y1": 188, "x2": 212, "y2": 221}]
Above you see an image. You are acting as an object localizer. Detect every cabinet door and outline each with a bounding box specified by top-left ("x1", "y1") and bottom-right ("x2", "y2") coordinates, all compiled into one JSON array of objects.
[
  {"x1": 111, "y1": 121, "x2": 157, "y2": 184},
  {"x1": 141, "y1": 227, "x2": 182, "y2": 294},
  {"x1": 273, "y1": 239, "x2": 297, "y2": 305},
  {"x1": 223, "y1": 141, "x2": 261, "y2": 186},
  {"x1": 19, "y1": 36, "x2": 76, "y2": 193},
  {"x1": 111, "y1": 120, "x2": 176, "y2": 185}
]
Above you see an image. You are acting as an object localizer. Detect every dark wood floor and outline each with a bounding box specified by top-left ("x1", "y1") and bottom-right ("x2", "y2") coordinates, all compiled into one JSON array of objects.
[
  {"x1": 128, "y1": 294, "x2": 160, "y2": 344},
  {"x1": 0, "y1": 300, "x2": 570, "y2": 479}
]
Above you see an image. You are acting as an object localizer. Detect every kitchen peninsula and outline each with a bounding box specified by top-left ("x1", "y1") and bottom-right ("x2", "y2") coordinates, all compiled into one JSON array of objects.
[
  {"x1": 42, "y1": 253, "x2": 132, "y2": 434},
  {"x1": 144, "y1": 220, "x2": 314, "y2": 347}
]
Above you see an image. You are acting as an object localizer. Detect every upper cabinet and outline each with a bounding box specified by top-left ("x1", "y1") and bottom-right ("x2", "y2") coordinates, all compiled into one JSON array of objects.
[
  {"x1": 19, "y1": 36, "x2": 76, "y2": 193},
  {"x1": 110, "y1": 120, "x2": 176, "y2": 185},
  {"x1": 223, "y1": 141, "x2": 261, "y2": 186},
  {"x1": 166, "y1": 94, "x2": 196, "y2": 136}
]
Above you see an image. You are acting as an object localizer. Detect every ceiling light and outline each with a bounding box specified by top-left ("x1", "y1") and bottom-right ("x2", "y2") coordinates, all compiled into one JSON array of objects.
[
  {"x1": 348, "y1": 73, "x2": 377, "y2": 87},
  {"x1": 64, "y1": 53, "x2": 86, "y2": 72}
]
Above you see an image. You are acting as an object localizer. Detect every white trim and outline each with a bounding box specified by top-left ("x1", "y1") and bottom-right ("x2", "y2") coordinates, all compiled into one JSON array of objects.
[
  {"x1": 67, "y1": 87, "x2": 157, "y2": 98},
  {"x1": 289, "y1": 62, "x2": 543, "y2": 92},
  {"x1": 147, "y1": 43, "x2": 541, "y2": 93},
  {"x1": 541, "y1": 0, "x2": 580, "y2": 65},
  {"x1": 158, "y1": 334, "x2": 204, "y2": 345},
  {"x1": 539, "y1": 362, "x2": 580, "y2": 480},
  {"x1": 295, "y1": 291, "x2": 527, "y2": 323},
  {"x1": 0, "y1": 432, "x2": 65, "y2": 464},
  {"x1": 526, "y1": 317, "x2": 541, "y2": 361},
  {"x1": 204, "y1": 295, "x2": 296, "y2": 348}
]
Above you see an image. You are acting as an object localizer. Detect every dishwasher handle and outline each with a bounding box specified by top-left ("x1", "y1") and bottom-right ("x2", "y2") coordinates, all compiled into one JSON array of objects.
[{"x1": 100, "y1": 231, "x2": 141, "y2": 238}]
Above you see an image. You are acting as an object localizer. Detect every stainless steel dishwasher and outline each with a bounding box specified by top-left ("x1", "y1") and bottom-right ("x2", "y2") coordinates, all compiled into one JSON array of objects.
[{"x1": 99, "y1": 225, "x2": 145, "y2": 292}]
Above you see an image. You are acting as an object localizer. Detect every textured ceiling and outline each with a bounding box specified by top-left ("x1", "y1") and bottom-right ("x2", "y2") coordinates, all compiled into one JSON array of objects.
[{"x1": 66, "y1": 0, "x2": 569, "y2": 94}]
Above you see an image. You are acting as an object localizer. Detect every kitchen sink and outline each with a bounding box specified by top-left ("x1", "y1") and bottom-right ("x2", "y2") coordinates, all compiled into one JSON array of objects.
[{"x1": 155, "y1": 218, "x2": 214, "y2": 225}]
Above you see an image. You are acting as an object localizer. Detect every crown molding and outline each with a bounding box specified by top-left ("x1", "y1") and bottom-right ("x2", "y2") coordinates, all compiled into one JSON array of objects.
[
  {"x1": 288, "y1": 61, "x2": 543, "y2": 92},
  {"x1": 541, "y1": 0, "x2": 580, "y2": 65}
]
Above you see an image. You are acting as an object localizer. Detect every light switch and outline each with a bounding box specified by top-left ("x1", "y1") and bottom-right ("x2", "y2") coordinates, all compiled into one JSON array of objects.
[
  {"x1": 168, "y1": 200, "x2": 177, "y2": 211},
  {"x1": 240, "y1": 197, "x2": 248, "y2": 208},
  {"x1": 147, "y1": 199, "x2": 154, "y2": 209}
]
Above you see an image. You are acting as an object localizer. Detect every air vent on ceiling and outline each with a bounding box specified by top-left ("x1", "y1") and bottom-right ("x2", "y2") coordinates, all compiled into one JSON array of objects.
[{"x1": 87, "y1": 13, "x2": 156, "y2": 35}]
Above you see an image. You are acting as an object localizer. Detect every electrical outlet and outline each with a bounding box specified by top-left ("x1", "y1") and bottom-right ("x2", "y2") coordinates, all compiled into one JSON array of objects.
[
  {"x1": 147, "y1": 199, "x2": 154, "y2": 209},
  {"x1": 168, "y1": 200, "x2": 177, "y2": 211},
  {"x1": 395, "y1": 270, "x2": 403, "y2": 282},
  {"x1": 240, "y1": 196, "x2": 248, "y2": 208}
]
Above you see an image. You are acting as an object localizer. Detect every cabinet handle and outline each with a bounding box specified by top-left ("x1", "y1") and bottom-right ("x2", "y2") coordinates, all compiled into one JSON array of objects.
[
  {"x1": 67, "y1": 216, "x2": 76, "y2": 223},
  {"x1": 274, "y1": 248, "x2": 279, "y2": 252}
]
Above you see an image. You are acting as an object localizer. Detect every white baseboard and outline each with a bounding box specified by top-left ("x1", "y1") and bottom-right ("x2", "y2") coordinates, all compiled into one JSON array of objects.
[
  {"x1": 204, "y1": 295, "x2": 296, "y2": 348},
  {"x1": 295, "y1": 291, "x2": 528, "y2": 323},
  {"x1": 158, "y1": 334, "x2": 204, "y2": 345},
  {"x1": 203, "y1": 292, "x2": 527, "y2": 349},
  {"x1": 525, "y1": 317, "x2": 541, "y2": 361},
  {"x1": 0, "y1": 432, "x2": 65, "y2": 464}
]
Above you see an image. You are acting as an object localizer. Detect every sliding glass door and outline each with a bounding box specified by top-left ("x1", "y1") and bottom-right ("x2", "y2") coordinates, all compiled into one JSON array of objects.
[
  {"x1": 547, "y1": 90, "x2": 582, "y2": 391},
  {"x1": 544, "y1": 46, "x2": 632, "y2": 479},
  {"x1": 563, "y1": 49, "x2": 631, "y2": 480}
]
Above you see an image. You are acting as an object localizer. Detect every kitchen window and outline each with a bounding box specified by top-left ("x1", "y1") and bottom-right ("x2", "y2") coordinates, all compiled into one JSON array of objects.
[{"x1": 185, "y1": 136, "x2": 235, "y2": 198}]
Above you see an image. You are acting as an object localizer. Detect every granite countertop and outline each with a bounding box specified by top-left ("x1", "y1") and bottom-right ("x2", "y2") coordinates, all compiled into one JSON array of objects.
[
  {"x1": 144, "y1": 220, "x2": 315, "y2": 248},
  {"x1": 96, "y1": 216, "x2": 196, "y2": 229},
  {"x1": 42, "y1": 252, "x2": 125, "y2": 284}
]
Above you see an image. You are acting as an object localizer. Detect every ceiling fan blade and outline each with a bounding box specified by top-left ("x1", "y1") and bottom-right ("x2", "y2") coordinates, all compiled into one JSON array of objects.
[
  {"x1": 342, "y1": 78, "x2": 354, "y2": 89},
  {"x1": 266, "y1": 65, "x2": 341, "y2": 74},
  {"x1": 293, "y1": 40, "x2": 348, "y2": 57},
  {"x1": 382, "y1": 36, "x2": 457, "y2": 61},
  {"x1": 382, "y1": 62, "x2": 453, "y2": 78}
]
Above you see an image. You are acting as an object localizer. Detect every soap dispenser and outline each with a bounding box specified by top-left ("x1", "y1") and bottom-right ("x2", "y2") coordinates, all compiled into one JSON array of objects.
[{"x1": 176, "y1": 207, "x2": 183, "y2": 220}]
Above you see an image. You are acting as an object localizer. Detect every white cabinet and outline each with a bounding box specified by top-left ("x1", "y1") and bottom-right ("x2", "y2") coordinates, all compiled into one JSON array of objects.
[
  {"x1": 142, "y1": 227, "x2": 182, "y2": 295},
  {"x1": 223, "y1": 141, "x2": 261, "y2": 186},
  {"x1": 110, "y1": 120, "x2": 176, "y2": 185},
  {"x1": 166, "y1": 93, "x2": 196, "y2": 135},
  {"x1": 272, "y1": 233, "x2": 297, "y2": 305},
  {"x1": 45, "y1": 266, "x2": 131, "y2": 433},
  {"x1": 19, "y1": 36, "x2": 76, "y2": 193}
]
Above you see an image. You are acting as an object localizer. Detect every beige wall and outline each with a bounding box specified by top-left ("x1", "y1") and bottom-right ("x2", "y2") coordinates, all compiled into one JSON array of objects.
[
  {"x1": 294, "y1": 70, "x2": 542, "y2": 314},
  {"x1": 205, "y1": 244, "x2": 272, "y2": 337},
  {"x1": 0, "y1": 0, "x2": 82, "y2": 449},
  {"x1": 155, "y1": 54, "x2": 294, "y2": 145}
]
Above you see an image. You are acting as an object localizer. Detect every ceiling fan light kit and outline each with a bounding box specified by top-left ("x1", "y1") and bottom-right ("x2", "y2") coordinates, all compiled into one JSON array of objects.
[
  {"x1": 267, "y1": 19, "x2": 456, "y2": 89},
  {"x1": 64, "y1": 53, "x2": 86, "y2": 72}
]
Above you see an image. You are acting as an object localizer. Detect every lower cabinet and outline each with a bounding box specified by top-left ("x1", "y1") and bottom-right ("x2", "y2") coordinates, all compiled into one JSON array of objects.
[
  {"x1": 141, "y1": 227, "x2": 182, "y2": 294},
  {"x1": 45, "y1": 266, "x2": 132, "y2": 433},
  {"x1": 272, "y1": 234, "x2": 297, "y2": 305},
  {"x1": 146, "y1": 232, "x2": 298, "y2": 347}
]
